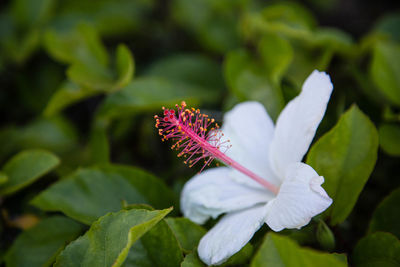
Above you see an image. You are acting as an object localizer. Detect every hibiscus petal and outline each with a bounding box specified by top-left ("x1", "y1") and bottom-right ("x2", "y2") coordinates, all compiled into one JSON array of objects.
[
  {"x1": 264, "y1": 162, "x2": 332, "y2": 232},
  {"x1": 181, "y1": 167, "x2": 272, "y2": 224},
  {"x1": 269, "y1": 70, "x2": 333, "y2": 178},
  {"x1": 221, "y1": 101, "x2": 279, "y2": 187},
  {"x1": 198, "y1": 204, "x2": 268, "y2": 265}
]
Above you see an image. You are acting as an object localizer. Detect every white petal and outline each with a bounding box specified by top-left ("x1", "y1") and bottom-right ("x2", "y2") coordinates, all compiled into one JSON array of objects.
[
  {"x1": 264, "y1": 162, "x2": 332, "y2": 232},
  {"x1": 198, "y1": 204, "x2": 268, "y2": 265},
  {"x1": 269, "y1": 70, "x2": 333, "y2": 178},
  {"x1": 181, "y1": 167, "x2": 272, "y2": 224},
  {"x1": 221, "y1": 101, "x2": 280, "y2": 187}
]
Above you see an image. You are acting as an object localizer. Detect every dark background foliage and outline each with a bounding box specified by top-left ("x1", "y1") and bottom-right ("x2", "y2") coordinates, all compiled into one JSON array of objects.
[{"x1": 0, "y1": 0, "x2": 400, "y2": 266}]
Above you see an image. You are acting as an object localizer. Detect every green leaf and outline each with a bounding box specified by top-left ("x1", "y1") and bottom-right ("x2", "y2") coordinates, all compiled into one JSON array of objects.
[
  {"x1": 88, "y1": 120, "x2": 110, "y2": 164},
  {"x1": 97, "y1": 77, "x2": 219, "y2": 120},
  {"x1": 67, "y1": 63, "x2": 114, "y2": 91},
  {"x1": 251, "y1": 233, "x2": 347, "y2": 267},
  {"x1": 4, "y1": 216, "x2": 84, "y2": 267},
  {"x1": 352, "y1": 232, "x2": 400, "y2": 267},
  {"x1": 11, "y1": 0, "x2": 55, "y2": 27},
  {"x1": 0, "y1": 149, "x2": 59, "y2": 195},
  {"x1": 369, "y1": 188, "x2": 400, "y2": 239},
  {"x1": 115, "y1": 44, "x2": 135, "y2": 89},
  {"x1": 43, "y1": 24, "x2": 136, "y2": 114},
  {"x1": 240, "y1": 3, "x2": 315, "y2": 43},
  {"x1": 316, "y1": 220, "x2": 335, "y2": 251},
  {"x1": 0, "y1": 0, "x2": 55, "y2": 64},
  {"x1": 44, "y1": 23, "x2": 111, "y2": 97},
  {"x1": 44, "y1": 23, "x2": 108, "y2": 67},
  {"x1": 181, "y1": 252, "x2": 205, "y2": 267},
  {"x1": 145, "y1": 53, "x2": 224, "y2": 91},
  {"x1": 43, "y1": 81, "x2": 98, "y2": 116},
  {"x1": 54, "y1": 208, "x2": 172, "y2": 267},
  {"x1": 374, "y1": 12, "x2": 400, "y2": 42},
  {"x1": 66, "y1": 44, "x2": 134, "y2": 92},
  {"x1": 222, "y1": 243, "x2": 253, "y2": 266},
  {"x1": 258, "y1": 34, "x2": 293, "y2": 83},
  {"x1": 379, "y1": 123, "x2": 400, "y2": 156},
  {"x1": 171, "y1": 0, "x2": 242, "y2": 53},
  {"x1": 307, "y1": 105, "x2": 378, "y2": 225},
  {"x1": 224, "y1": 49, "x2": 284, "y2": 120},
  {"x1": 370, "y1": 40, "x2": 400, "y2": 106},
  {"x1": 133, "y1": 220, "x2": 183, "y2": 267},
  {"x1": 31, "y1": 164, "x2": 176, "y2": 224},
  {"x1": 165, "y1": 217, "x2": 206, "y2": 252},
  {"x1": 122, "y1": 241, "x2": 153, "y2": 267},
  {"x1": 0, "y1": 172, "x2": 8, "y2": 185},
  {"x1": 16, "y1": 116, "x2": 78, "y2": 154},
  {"x1": 44, "y1": 44, "x2": 134, "y2": 116},
  {"x1": 121, "y1": 206, "x2": 183, "y2": 267},
  {"x1": 49, "y1": 0, "x2": 154, "y2": 37},
  {"x1": 313, "y1": 28, "x2": 354, "y2": 55}
]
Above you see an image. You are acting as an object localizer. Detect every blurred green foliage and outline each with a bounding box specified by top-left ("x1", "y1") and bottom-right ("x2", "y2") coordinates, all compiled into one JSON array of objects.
[{"x1": 0, "y1": 0, "x2": 400, "y2": 266}]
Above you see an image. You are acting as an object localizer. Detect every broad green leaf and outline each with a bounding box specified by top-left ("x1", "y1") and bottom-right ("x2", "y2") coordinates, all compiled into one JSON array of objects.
[
  {"x1": 4, "y1": 216, "x2": 84, "y2": 267},
  {"x1": 0, "y1": 172, "x2": 8, "y2": 185},
  {"x1": 240, "y1": 3, "x2": 315, "y2": 43},
  {"x1": 313, "y1": 28, "x2": 354, "y2": 55},
  {"x1": 49, "y1": 0, "x2": 154, "y2": 37},
  {"x1": 251, "y1": 233, "x2": 347, "y2": 267},
  {"x1": 0, "y1": 23, "x2": 40, "y2": 65},
  {"x1": 43, "y1": 25, "x2": 135, "y2": 115},
  {"x1": 122, "y1": 210, "x2": 183, "y2": 267},
  {"x1": 66, "y1": 45, "x2": 133, "y2": 92},
  {"x1": 374, "y1": 12, "x2": 400, "y2": 42},
  {"x1": 370, "y1": 40, "x2": 400, "y2": 106},
  {"x1": 369, "y1": 188, "x2": 400, "y2": 239},
  {"x1": 307, "y1": 105, "x2": 378, "y2": 225},
  {"x1": 181, "y1": 253, "x2": 205, "y2": 267},
  {"x1": 134, "y1": 220, "x2": 183, "y2": 267},
  {"x1": 115, "y1": 44, "x2": 135, "y2": 89},
  {"x1": 67, "y1": 63, "x2": 114, "y2": 91},
  {"x1": 88, "y1": 119, "x2": 110, "y2": 164},
  {"x1": 224, "y1": 50, "x2": 251, "y2": 91},
  {"x1": 122, "y1": 205, "x2": 183, "y2": 267},
  {"x1": 11, "y1": 0, "x2": 55, "y2": 27},
  {"x1": 222, "y1": 243, "x2": 254, "y2": 266},
  {"x1": 145, "y1": 53, "x2": 224, "y2": 91},
  {"x1": 165, "y1": 217, "x2": 206, "y2": 252},
  {"x1": 31, "y1": 164, "x2": 175, "y2": 224},
  {"x1": 171, "y1": 0, "x2": 242, "y2": 53},
  {"x1": 260, "y1": 3, "x2": 316, "y2": 32},
  {"x1": 44, "y1": 23, "x2": 113, "y2": 92},
  {"x1": 224, "y1": 49, "x2": 284, "y2": 120},
  {"x1": 242, "y1": 2, "x2": 353, "y2": 56},
  {"x1": 97, "y1": 77, "x2": 220, "y2": 120},
  {"x1": 16, "y1": 116, "x2": 78, "y2": 154},
  {"x1": 0, "y1": 149, "x2": 59, "y2": 195},
  {"x1": 258, "y1": 34, "x2": 293, "y2": 83},
  {"x1": 54, "y1": 208, "x2": 172, "y2": 267},
  {"x1": 0, "y1": 0, "x2": 54, "y2": 64},
  {"x1": 352, "y1": 232, "x2": 400, "y2": 267},
  {"x1": 316, "y1": 220, "x2": 335, "y2": 251},
  {"x1": 122, "y1": 241, "x2": 153, "y2": 267},
  {"x1": 285, "y1": 44, "x2": 334, "y2": 90},
  {"x1": 379, "y1": 123, "x2": 400, "y2": 156},
  {"x1": 43, "y1": 81, "x2": 98, "y2": 116},
  {"x1": 44, "y1": 23, "x2": 108, "y2": 67}
]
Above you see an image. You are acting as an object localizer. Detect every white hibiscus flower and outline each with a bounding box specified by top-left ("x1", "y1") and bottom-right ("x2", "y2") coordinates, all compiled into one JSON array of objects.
[{"x1": 180, "y1": 70, "x2": 334, "y2": 265}]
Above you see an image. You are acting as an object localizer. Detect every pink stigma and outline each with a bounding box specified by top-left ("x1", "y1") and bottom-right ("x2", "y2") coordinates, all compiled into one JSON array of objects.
[{"x1": 155, "y1": 101, "x2": 279, "y2": 195}]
